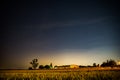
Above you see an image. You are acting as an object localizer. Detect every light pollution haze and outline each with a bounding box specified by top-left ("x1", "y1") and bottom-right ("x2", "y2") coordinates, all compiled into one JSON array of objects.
[{"x1": 1, "y1": 0, "x2": 120, "y2": 69}]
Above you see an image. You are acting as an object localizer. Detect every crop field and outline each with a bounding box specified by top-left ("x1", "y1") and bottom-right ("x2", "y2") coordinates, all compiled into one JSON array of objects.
[{"x1": 0, "y1": 68, "x2": 120, "y2": 80}]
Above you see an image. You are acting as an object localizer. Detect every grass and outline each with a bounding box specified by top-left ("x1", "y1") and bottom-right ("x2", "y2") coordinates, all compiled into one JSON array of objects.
[{"x1": 0, "y1": 68, "x2": 120, "y2": 80}]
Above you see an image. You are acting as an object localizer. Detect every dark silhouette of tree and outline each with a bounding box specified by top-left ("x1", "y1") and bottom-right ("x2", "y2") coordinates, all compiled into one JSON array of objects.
[
  {"x1": 101, "y1": 59, "x2": 117, "y2": 67},
  {"x1": 44, "y1": 65, "x2": 50, "y2": 69},
  {"x1": 108, "y1": 59, "x2": 117, "y2": 67},
  {"x1": 30, "y1": 59, "x2": 39, "y2": 69},
  {"x1": 93, "y1": 63, "x2": 97, "y2": 67},
  {"x1": 101, "y1": 62, "x2": 106, "y2": 67},
  {"x1": 39, "y1": 65, "x2": 44, "y2": 69},
  {"x1": 97, "y1": 64, "x2": 100, "y2": 67},
  {"x1": 50, "y1": 63, "x2": 53, "y2": 69}
]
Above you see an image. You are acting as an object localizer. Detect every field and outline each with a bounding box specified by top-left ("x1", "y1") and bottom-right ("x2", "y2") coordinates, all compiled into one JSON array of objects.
[{"x1": 0, "y1": 68, "x2": 120, "y2": 80}]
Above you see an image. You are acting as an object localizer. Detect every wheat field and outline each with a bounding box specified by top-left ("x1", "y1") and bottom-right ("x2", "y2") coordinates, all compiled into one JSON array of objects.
[{"x1": 0, "y1": 68, "x2": 120, "y2": 80}]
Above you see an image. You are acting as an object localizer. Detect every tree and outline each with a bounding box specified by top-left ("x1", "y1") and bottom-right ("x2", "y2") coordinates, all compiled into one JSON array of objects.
[
  {"x1": 30, "y1": 59, "x2": 39, "y2": 69},
  {"x1": 44, "y1": 65, "x2": 50, "y2": 69},
  {"x1": 101, "y1": 62, "x2": 106, "y2": 67},
  {"x1": 50, "y1": 63, "x2": 53, "y2": 69},
  {"x1": 39, "y1": 65, "x2": 44, "y2": 69},
  {"x1": 101, "y1": 59, "x2": 117, "y2": 67},
  {"x1": 97, "y1": 64, "x2": 100, "y2": 67},
  {"x1": 108, "y1": 59, "x2": 117, "y2": 67},
  {"x1": 93, "y1": 63, "x2": 97, "y2": 67}
]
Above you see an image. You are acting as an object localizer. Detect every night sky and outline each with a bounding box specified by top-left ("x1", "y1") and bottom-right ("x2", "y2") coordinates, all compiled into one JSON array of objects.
[{"x1": 1, "y1": 0, "x2": 120, "y2": 69}]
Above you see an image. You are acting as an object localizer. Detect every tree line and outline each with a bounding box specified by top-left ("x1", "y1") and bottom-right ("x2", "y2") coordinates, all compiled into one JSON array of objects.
[
  {"x1": 28, "y1": 59, "x2": 118, "y2": 70},
  {"x1": 92, "y1": 59, "x2": 117, "y2": 67},
  {"x1": 29, "y1": 59, "x2": 53, "y2": 70}
]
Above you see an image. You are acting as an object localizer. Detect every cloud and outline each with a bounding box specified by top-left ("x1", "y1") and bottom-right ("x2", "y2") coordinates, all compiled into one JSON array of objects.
[{"x1": 37, "y1": 16, "x2": 113, "y2": 29}]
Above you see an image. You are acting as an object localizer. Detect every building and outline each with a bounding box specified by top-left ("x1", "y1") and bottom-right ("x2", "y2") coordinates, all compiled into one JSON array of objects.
[
  {"x1": 54, "y1": 64, "x2": 79, "y2": 69},
  {"x1": 117, "y1": 60, "x2": 120, "y2": 65},
  {"x1": 70, "y1": 64, "x2": 79, "y2": 68}
]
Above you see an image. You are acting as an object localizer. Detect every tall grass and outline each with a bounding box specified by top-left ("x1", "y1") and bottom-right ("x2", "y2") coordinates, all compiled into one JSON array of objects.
[{"x1": 0, "y1": 69, "x2": 120, "y2": 80}]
